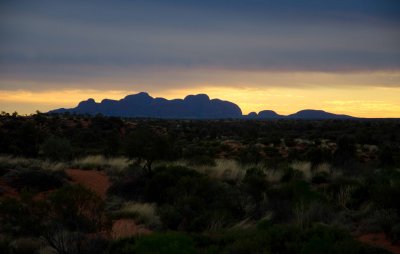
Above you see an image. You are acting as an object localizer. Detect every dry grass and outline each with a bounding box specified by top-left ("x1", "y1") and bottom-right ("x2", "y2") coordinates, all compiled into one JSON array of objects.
[
  {"x1": 157, "y1": 159, "x2": 249, "y2": 182},
  {"x1": 196, "y1": 159, "x2": 247, "y2": 181},
  {"x1": 157, "y1": 159, "x2": 288, "y2": 183},
  {"x1": 264, "y1": 169, "x2": 284, "y2": 183},
  {"x1": 291, "y1": 161, "x2": 312, "y2": 181},
  {"x1": 229, "y1": 218, "x2": 255, "y2": 230},
  {"x1": 39, "y1": 161, "x2": 67, "y2": 171},
  {"x1": 314, "y1": 163, "x2": 331, "y2": 174},
  {"x1": 0, "y1": 154, "x2": 132, "y2": 173},
  {"x1": 0, "y1": 156, "x2": 67, "y2": 171},
  {"x1": 290, "y1": 161, "x2": 333, "y2": 182},
  {"x1": 72, "y1": 155, "x2": 131, "y2": 172},
  {"x1": 114, "y1": 202, "x2": 161, "y2": 228}
]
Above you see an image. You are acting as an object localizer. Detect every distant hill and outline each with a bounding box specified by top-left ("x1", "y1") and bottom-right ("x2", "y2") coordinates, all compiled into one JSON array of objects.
[
  {"x1": 49, "y1": 92, "x2": 243, "y2": 119},
  {"x1": 286, "y1": 109, "x2": 354, "y2": 119},
  {"x1": 258, "y1": 110, "x2": 285, "y2": 119},
  {"x1": 245, "y1": 110, "x2": 284, "y2": 119},
  {"x1": 49, "y1": 92, "x2": 357, "y2": 119}
]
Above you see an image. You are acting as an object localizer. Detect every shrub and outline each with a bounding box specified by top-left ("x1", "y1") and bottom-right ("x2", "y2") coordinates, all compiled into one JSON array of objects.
[
  {"x1": 106, "y1": 237, "x2": 136, "y2": 254},
  {"x1": 42, "y1": 231, "x2": 100, "y2": 254},
  {"x1": 107, "y1": 165, "x2": 148, "y2": 200},
  {"x1": 47, "y1": 184, "x2": 110, "y2": 233},
  {"x1": 391, "y1": 223, "x2": 400, "y2": 243},
  {"x1": 312, "y1": 172, "x2": 330, "y2": 184},
  {"x1": 241, "y1": 168, "x2": 269, "y2": 218},
  {"x1": 291, "y1": 161, "x2": 312, "y2": 181},
  {"x1": 112, "y1": 202, "x2": 161, "y2": 229},
  {"x1": 280, "y1": 167, "x2": 305, "y2": 183},
  {"x1": 41, "y1": 136, "x2": 73, "y2": 161},
  {"x1": 223, "y1": 230, "x2": 269, "y2": 254},
  {"x1": 144, "y1": 166, "x2": 242, "y2": 231},
  {"x1": 372, "y1": 174, "x2": 400, "y2": 212},
  {"x1": 124, "y1": 127, "x2": 177, "y2": 172},
  {"x1": 9, "y1": 237, "x2": 45, "y2": 254},
  {"x1": 367, "y1": 209, "x2": 399, "y2": 239},
  {"x1": 3, "y1": 168, "x2": 66, "y2": 192},
  {"x1": 0, "y1": 196, "x2": 48, "y2": 236},
  {"x1": 133, "y1": 233, "x2": 197, "y2": 254}
]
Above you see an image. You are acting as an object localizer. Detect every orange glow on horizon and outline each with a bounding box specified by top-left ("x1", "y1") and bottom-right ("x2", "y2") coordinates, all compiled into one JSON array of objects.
[
  {"x1": 1, "y1": 85, "x2": 400, "y2": 118},
  {"x1": 1, "y1": 70, "x2": 400, "y2": 118}
]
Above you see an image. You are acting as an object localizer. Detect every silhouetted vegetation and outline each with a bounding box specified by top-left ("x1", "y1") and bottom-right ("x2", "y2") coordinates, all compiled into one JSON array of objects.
[{"x1": 0, "y1": 113, "x2": 399, "y2": 253}]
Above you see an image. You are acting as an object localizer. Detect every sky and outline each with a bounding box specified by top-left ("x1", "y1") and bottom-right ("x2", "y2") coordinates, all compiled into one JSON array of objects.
[{"x1": 0, "y1": 0, "x2": 400, "y2": 117}]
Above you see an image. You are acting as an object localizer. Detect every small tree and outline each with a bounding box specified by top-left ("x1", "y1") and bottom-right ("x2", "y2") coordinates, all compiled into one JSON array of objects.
[
  {"x1": 124, "y1": 127, "x2": 175, "y2": 173},
  {"x1": 333, "y1": 136, "x2": 357, "y2": 170},
  {"x1": 241, "y1": 168, "x2": 269, "y2": 218},
  {"x1": 104, "y1": 131, "x2": 121, "y2": 157}
]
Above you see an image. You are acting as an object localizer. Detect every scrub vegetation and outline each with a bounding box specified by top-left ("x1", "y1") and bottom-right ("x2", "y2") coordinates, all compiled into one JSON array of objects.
[{"x1": 0, "y1": 112, "x2": 399, "y2": 253}]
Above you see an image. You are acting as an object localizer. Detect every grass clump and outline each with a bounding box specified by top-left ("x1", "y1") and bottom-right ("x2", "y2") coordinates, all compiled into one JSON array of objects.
[
  {"x1": 72, "y1": 155, "x2": 131, "y2": 172},
  {"x1": 112, "y1": 202, "x2": 161, "y2": 229},
  {"x1": 0, "y1": 156, "x2": 67, "y2": 172}
]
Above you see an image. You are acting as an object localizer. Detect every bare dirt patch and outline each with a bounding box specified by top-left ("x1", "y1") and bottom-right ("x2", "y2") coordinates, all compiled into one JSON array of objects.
[
  {"x1": 65, "y1": 169, "x2": 110, "y2": 199},
  {"x1": 0, "y1": 179, "x2": 18, "y2": 198},
  {"x1": 358, "y1": 233, "x2": 400, "y2": 254}
]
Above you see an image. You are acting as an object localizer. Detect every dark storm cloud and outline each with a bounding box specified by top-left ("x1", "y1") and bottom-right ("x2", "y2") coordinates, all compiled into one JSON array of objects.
[{"x1": 0, "y1": 0, "x2": 399, "y2": 89}]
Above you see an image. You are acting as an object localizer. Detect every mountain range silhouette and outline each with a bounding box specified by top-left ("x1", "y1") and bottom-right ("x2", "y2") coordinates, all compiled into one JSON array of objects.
[{"x1": 49, "y1": 92, "x2": 355, "y2": 119}]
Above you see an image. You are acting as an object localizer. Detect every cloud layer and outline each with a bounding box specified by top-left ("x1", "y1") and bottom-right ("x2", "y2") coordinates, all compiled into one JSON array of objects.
[
  {"x1": 1, "y1": 0, "x2": 400, "y2": 117},
  {"x1": 1, "y1": 0, "x2": 400, "y2": 90}
]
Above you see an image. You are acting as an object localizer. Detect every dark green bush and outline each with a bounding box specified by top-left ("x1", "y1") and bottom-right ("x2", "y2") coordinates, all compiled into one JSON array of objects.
[
  {"x1": 134, "y1": 233, "x2": 197, "y2": 254},
  {"x1": 0, "y1": 194, "x2": 48, "y2": 237},
  {"x1": 41, "y1": 136, "x2": 73, "y2": 161},
  {"x1": 107, "y1": 233, "x2": 197, "y2": 254},
  {"x1": 107, "y1": 165, "x2": 148, "y2": 200},
  {"x1": 145, "y1": 166, "x2": 242, "y2": 231},
  {"x1": 3, "y1": 168, "x2": 66, "y2": 192},
  {"x1": 48, "y1": 184, "x2": 109, "y2": 233},
  {"x1": 311, "y1": 172, "x2": 330, "y2": 184}
]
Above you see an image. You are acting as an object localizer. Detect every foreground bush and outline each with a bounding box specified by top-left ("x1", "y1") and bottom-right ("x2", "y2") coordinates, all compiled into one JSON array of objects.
[
  {"x1": 144, "y1": 166, "x2": 243, "y2": 231},
  {"x1": 41, "y1": 136, "x2": 73, "y2": 161},
  {"x1": 107, "y1": 225, "x2": 391, "y2": 254},
  {"x1": 3, "y1": 168, "x2": 66, "y2": 192},
  {"x1": 0, "y1": 184, "x2": 110, "y2": 253}
]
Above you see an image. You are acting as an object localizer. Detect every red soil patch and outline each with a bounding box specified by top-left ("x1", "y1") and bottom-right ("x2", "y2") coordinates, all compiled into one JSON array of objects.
[
  {"x1": 358, "y1": 233, "x2": 400, "y2": 254},
  {"x1": 111, "y1": 219, "x2": 152, "y2": 239},
  {"x1": 0, "y1": 179, "x2": 19, "y2": 198},
  {"x1": 65, "y1": 169, "x2": 110, "y2": 199},
  {"x1": 0, "y1": 179, "x2": 54, "y2": 200}
]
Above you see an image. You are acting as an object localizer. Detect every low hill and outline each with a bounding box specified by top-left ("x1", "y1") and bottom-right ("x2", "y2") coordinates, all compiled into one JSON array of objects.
[{"x1": 50, "y1": 92, "x2": 356, "y2": 119}]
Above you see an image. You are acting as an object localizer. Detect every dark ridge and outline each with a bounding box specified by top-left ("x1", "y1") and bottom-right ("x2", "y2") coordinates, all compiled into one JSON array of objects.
[
  {"x1": 49, "y1": 92, "x2": 242, "y2": 119},
  {"x1": 287, "y1": 109, "x2": 355, "y2": 119},
  {"x1": 49, "y1": 92, "x2": 356, "y2": 119}
]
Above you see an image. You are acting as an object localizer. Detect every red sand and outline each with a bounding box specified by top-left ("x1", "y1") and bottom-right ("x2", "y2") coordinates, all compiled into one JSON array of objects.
[
  {"x1": 65, "y1": 170, "x2": 153, "y2": 239},
  {"x1": 0, "y1": 179, "x2": 18, "y2": 197},
  {"x1": 358, "y1": 233, "x2": 400, "y2": 254},
  {"x1": 65, "y1": 169, "x2": 111, "y2": 199}
]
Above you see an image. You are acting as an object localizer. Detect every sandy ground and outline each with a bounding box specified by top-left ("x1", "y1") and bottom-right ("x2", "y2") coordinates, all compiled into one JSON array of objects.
[
  {"x1": 65, "y1": 169, "x2": 111, "y2": 199},
  {"x1": 358, "y1": 233, "x2": 400, "y2": 254},
  {"x1": 65, "y1": 169, "x2": 152, "y2": 238}
]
